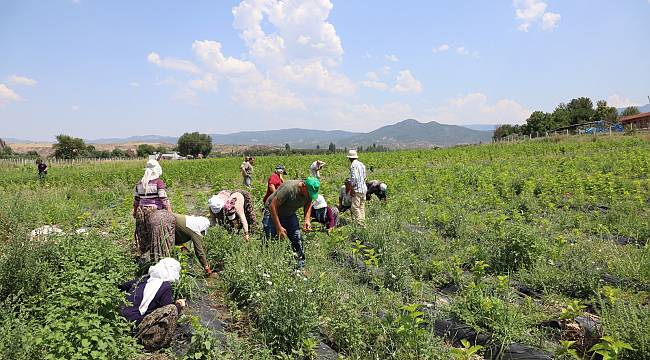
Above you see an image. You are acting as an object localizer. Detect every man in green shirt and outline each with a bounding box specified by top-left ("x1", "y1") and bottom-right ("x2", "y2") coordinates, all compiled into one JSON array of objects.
[{"x1": 263, "y1": 177, "x2": 320, "y2": 268}]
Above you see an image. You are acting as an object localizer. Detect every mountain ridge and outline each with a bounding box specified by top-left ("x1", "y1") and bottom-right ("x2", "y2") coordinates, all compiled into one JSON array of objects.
[{"x1": 5, "y1": 119, "x2": 493, "y2": 149}]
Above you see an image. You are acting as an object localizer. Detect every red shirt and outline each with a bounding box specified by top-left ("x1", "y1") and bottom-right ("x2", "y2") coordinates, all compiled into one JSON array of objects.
[{"x1": 263, "y1": 173, "x2": 283, "y2": 203}]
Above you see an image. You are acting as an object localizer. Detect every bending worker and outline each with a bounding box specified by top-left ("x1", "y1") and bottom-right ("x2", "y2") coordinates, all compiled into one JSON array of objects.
[
  {"x1": 172, "y1": 213, "x2": 214, "y2": 276},
  {"x1": 263, "y1": 177, "x2": 320, "y2": 268}
]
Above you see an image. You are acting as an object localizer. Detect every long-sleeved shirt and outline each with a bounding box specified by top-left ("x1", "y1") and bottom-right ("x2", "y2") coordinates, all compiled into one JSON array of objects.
[
  {"x1": 349, "y1": 159, "x2": 367, "y2": 194},
  {"x1": 172, "y1": 213, "x2": 209, "y2": 269},
  {"x1": 119, "y1": 276, "x2": 178, "y2": 324},
  {"x1": 133, "y1": 179, "x2": 169, "y2": 209},
  {"x1": 226, "y1": 192, "x2": 249, "y2": 234}
]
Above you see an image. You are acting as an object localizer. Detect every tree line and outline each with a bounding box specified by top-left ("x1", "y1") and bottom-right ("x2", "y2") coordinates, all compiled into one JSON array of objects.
[
  {"x1": 2, "y1": 131, "x2": 392, "y2": 160},
  {"x1": 493, "y1": 97, "x2": 642, "y2": 140}
]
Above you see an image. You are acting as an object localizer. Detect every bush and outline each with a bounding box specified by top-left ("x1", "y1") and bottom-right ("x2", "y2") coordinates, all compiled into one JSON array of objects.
[
  {"x1": 481, "y1": 222, "x2": 543, "y2": 274},
  {"x1": 0, "y1": 234, "x2": 140, "y2": 359}
]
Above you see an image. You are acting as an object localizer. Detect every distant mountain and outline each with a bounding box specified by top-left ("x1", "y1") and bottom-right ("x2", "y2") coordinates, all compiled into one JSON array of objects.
[
  {"x1": 89, "y1": 135, "x2": 179, "y2": 144},
  {"x1": 7, "y1": 119, "x2": 493, "y2": 149},
  {"x1": 339, "y1": 119, "x2": 492, "y2": 148},
  {"x1": 461, "y1": 124, "x2": 498, "y2": 132},
  {"x1": 617, "y1": 103, "x2": 650, "y2": 115},
  {"x1": 209, "y1": 128, "x2": 361, "y2": 148}
]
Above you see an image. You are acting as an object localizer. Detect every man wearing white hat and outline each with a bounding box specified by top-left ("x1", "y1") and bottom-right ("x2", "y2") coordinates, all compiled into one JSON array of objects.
[{"x1": 346, "y1": 149, "x2": 367, "y2": 225}]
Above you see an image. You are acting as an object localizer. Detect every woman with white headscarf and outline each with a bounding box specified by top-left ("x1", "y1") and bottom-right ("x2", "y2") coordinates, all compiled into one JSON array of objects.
[
  {"x1": 171, "y1": 213, "x2": 215, "y2": 276},
  {"x1": 119, "y1": 258, "x2": 186, "y2": 351},
  {"x1": 208, "y1": 189, "x2": 256, "y2": 240},
  {"x1": 133, "y1": 159, "x2": 176, "y2": 262}
]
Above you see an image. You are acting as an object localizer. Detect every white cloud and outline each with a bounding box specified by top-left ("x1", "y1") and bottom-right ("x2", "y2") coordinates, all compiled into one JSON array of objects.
[
  {"x1": 188, "y1": 73, "x2": 218, "y2": 92},
  {"x1": 362, "y1": 71, "x2": 390, "y2": 91},
  {"x1": 607, "y1": 95, "x2": 641, "y2": 108},
  {"x1": 331, "y1": 101, "x2": 414, "y2": 131},
  {"x1": 8, "y1": 75, "x2": 37, "y2": 86},
  {"x1": 432, "y1": 44, "x2": 450, "y2": 53},
  {"x1": 393, "y1": 70, "x2": 422, "y2": 94},
  {"x1": 71, "y1": 105, "x2": 79, "y2": 111},
  {"x1": 232, "y1": 0, "x2": 343, "y2": 66},
  {"x1": 432, "y1": 93, "x2": 530, "y2": 125},
  {"x1": 514, "y1": 0, "x2": 561, "y2": 32},
  {"x1": 192, "y1": 40, "x2": 258, "y2": 78},
  {"x1": 384, "y1": 54, "x2": 399, "y2": 62},
  {"x1": 233, "y1": 79, "x2": 306, "y2": 111},
  {"x1": 281, "y1": 60, "x2": 356, "y2": 95},
  {"x1": 0, "y1": 84, "x2": 23, "y2": 106},
  {"x1": 147, "y1": 52, "x2": 200, "y2": 74},
  {"x1": 456, "y1": 46, "x2": 469, "y2": 55},
  {"x1": 130, "y1": 81, "x2": 140, "y2": 87}
]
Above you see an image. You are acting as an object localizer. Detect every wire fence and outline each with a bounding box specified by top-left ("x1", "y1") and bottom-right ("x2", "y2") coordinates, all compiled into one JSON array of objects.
[{"x1": 491, "y1": 125, "x2": 638, "y2": 144}]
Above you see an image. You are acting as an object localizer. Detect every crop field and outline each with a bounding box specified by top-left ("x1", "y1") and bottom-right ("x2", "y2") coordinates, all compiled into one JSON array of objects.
[{"x1": 0, "y1": 135, "x2": 648, "y2": 359}]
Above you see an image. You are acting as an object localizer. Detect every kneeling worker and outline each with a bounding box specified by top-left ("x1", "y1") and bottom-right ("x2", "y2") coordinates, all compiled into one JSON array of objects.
[
  {"x1": 119, "y1": 258, "x2": 186, "y2": 351},
  {"x1": 263, "y1": 177, "x2": 320, "y2": 268},
  {"x1": 311, "y1": 194, "x2": 339, "y2": 233}
]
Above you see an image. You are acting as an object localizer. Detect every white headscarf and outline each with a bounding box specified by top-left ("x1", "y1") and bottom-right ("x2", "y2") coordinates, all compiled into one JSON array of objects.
[
  {"x1": 141, "y1": 159, "x2": 163, "y2": 193},
  {"x1": 208, "y1": 195, "x2": 225, "y2": 214},
  {"x1": 185, "y1": 215, "x2": 210, "y2": 235},
  {"x1": 312, "y1": 194, "x2": 328, "y2": 210},
  {"x1": 139, "y1": 257, "x2": 181, "y2": 315}
]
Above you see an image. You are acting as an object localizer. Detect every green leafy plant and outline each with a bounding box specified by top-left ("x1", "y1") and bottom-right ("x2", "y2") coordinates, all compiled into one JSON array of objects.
[
  {"x1": 555, "y1": 340, "x2": 579, "y2": 359},
  {"x1": 559, "y1": 299, "x2": 586, "y2": 320},
  {"x1": 450, "y1": 339, "x2": 483, "y2": 360},
  {"x1": 589, "y1": 336, "x2": 634, "y2": 360}
]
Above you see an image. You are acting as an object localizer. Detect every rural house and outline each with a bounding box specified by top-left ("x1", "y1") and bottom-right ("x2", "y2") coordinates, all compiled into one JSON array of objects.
[{"x1": 620, "y1": 111, "x2": 650, "y2": 130}]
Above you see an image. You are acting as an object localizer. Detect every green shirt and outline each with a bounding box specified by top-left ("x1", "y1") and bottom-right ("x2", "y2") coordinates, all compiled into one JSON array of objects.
[{"x1": 264, "y1": 180, "x2": 308, "y2": 217}]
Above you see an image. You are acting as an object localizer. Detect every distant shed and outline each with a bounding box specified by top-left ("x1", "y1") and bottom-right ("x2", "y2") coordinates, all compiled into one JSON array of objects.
[{"x1": 620, "y1": 111, "x2": 650, "y2": 130}]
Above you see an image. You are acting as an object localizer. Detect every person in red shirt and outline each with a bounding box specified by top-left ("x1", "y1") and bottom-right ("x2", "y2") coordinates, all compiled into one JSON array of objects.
[
  {"x1": 263, "y1": 164, "x2": 285, "y2": 203},
  {"x1": 262, "y1": 165, "x2": 285, "y2": 241}
]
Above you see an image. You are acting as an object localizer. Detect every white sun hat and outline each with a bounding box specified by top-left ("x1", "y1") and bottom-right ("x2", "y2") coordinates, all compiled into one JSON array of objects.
[{"x1": 346, "y1": 149, "x2": 359, "y2": 159}]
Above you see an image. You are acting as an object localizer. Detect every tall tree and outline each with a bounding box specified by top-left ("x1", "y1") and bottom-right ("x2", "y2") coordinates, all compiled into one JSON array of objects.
[
  {"x1": 594, "y1": 100, "x2": 618, "y2": 123},
  {"x1": 566, "y1": 97, "x2": 595, "y2": 125},
  {"x1": 621, "y1": 106, "x2": 640, "y2": 117},
  {"x1": 285, "y1": 143, "x2": 291, "y2": 151},
  {"x1": 177, "y1": 132, "x2": 212, "y2": 157},
  {"x1": 136, "y1": 144, "x2": 156, "y2": 157},
  {"x1": 525, "y1": 111, "x2": 553, "y2": 133},
  {"x1": 328, "y1": 142, "x2": 336, "y2": 153},
  {"x1": 53, "y1": 134, "x2": 86, "y2": 159},
  {"x1": 550, "y1": 103, "x2": 571, "y2": 129}
]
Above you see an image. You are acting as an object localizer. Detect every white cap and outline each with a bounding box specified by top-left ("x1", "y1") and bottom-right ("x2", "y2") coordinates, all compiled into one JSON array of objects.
[
  {"x1": 346, "y1": 149, "x2": 358, "y2": 159},
  {"x1": 379, "y1": 183, "x2": 388, "y2": 192},
  {"x1": 208, "y1": 195, "x2": 225, "y2": 214},
  {"x1": 312, "y1": 194, "x2": 328, "y2": 210}
]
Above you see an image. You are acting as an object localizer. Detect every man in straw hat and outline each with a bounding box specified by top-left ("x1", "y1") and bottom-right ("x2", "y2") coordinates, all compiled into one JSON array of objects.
[{"x1": 346, "y1": 149, "x2": 367, "y2": 225}]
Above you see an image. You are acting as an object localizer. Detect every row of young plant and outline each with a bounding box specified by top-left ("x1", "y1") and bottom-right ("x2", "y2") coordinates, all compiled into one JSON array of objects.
[{"x1": 0, "y1": 134, "x2": 647, "y2": 358}]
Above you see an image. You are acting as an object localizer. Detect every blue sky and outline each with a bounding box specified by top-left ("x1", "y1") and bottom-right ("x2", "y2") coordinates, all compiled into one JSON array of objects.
[{"x1": 1, "y1": 0, "x2": 648, "y2": 141}]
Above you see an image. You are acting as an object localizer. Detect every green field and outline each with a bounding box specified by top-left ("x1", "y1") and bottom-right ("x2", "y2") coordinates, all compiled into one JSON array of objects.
[{"x1": 1, "y1": 135, "x2": 648, "y2": 359}]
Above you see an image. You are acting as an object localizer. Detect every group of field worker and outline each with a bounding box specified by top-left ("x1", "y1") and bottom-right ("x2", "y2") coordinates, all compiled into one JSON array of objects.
[{"x1": 119, "y1": 150, "x2": 387, "y2": 350}]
